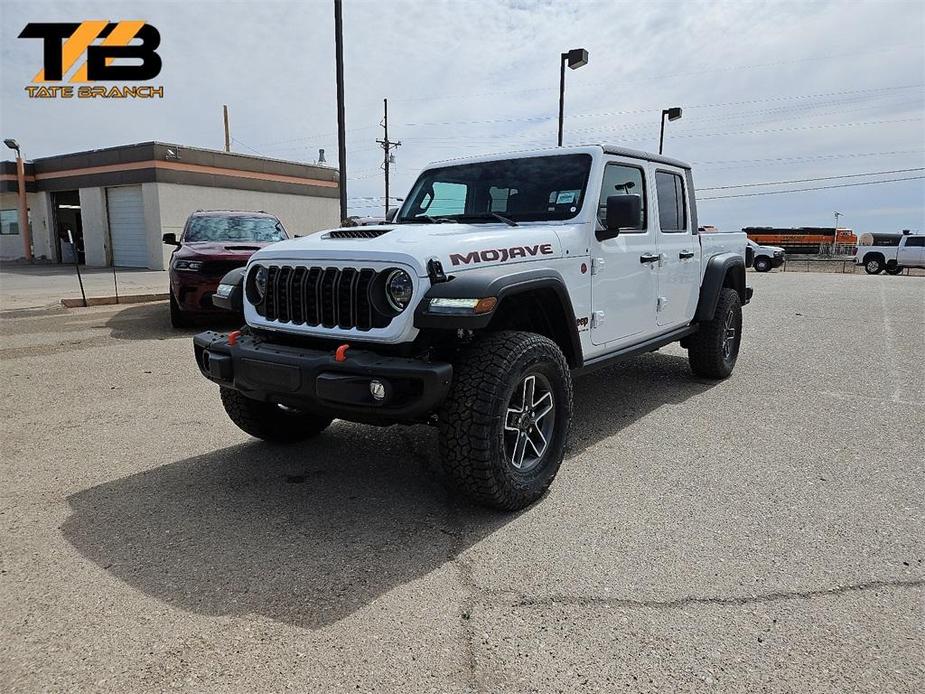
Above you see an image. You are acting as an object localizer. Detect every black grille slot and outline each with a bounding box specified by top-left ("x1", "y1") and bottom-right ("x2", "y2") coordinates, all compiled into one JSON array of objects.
[{"x1": 255, "y1": 265, "x2": 396, "y2": 332}]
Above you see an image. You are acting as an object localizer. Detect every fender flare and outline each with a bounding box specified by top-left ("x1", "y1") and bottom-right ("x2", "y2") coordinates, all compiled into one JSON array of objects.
[
  {"x1": 415, "y1": 265, "x2": 582, "y2": 366},
  {"x1": 212, "y1": 266, "x2": 245, "y2": 313},
  {"x1": 695, "y1": 253, "x2": 747, "y2": 321}
]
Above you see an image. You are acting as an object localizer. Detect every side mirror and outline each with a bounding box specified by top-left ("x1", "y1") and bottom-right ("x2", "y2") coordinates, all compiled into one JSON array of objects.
[
  {"x1": 599, "y1": 194, "x2": 642, "y2": 240},
  {"x1": 162, "y1": 232, "x2": 180, "y2": 246},
  {"x1": 386, "y1": 206, "x2": 399, "y2": 222}
]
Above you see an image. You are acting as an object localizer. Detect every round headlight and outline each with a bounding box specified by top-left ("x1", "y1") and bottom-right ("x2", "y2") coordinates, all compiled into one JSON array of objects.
[
  {"x1": 385, "y1": 269, "x2": 413, "y2": 312},
  {"x1": 251, "y1": 265, "x2": 268, "y2": 302}
]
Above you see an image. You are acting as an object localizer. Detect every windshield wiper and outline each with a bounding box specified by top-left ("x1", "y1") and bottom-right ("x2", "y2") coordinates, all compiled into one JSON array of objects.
[
  {"x1": 410, "y1": 215, "x2": 456, "y2": 224},
  {"x1": 458, "y1": 212, "x2": 518, "y2": 227}
]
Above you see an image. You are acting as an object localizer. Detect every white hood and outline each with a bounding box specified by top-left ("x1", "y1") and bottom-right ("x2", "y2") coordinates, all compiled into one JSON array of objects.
[{"x1": 249, "y1": 222, "x2": 566, "y2": 276}]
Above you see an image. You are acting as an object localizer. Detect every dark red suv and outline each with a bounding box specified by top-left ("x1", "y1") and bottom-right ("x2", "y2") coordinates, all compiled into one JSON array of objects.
[{"x1": 163, "y1": 210, "x2": 289, "y2": 327}]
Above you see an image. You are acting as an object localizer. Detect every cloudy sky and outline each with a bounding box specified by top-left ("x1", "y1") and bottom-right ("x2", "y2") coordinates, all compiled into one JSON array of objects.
[{"x1": 2, "y1": 0, "x2": 923, "y2": 232}]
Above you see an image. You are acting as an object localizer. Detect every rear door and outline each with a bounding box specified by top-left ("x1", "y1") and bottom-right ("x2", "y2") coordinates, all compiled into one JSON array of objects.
[
  {"x1": 590, "y1": 159, "x2": 658, "y2": 346},
  {"x1": 106, "y1": 185, "x2": 148, "y2": 267},
  {"x1": 654, "y1": 170, "x2": 700, "y2": 327}
]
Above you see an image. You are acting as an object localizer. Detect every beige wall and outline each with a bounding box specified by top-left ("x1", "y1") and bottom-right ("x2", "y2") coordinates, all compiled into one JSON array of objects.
[
  {"x1": 78, "y1": 187, "x2": 109, "y2": 267},
  {"x1": 0, "y1": 191, "x2": 51, "y2": 262},
  {"x1": 154, "y1": 182, "x2": 340, "y2": 268}
]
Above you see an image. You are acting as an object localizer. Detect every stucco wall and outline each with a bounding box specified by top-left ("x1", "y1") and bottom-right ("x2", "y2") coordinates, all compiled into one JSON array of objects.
[
  {"x1": 0, "y1": 191, "x2": 51, "y2": 262},
  {"x1": 78, "y1": 187, "x2": 109, "y2": 267},
  {"x1": 154, "y1": 182, "x2": 340, "y2": 266}
]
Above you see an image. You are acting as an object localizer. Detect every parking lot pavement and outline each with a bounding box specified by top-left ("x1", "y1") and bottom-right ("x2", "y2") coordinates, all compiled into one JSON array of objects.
[{"x1": 1, "y1": 272, "x2": 922, "y2": 693}]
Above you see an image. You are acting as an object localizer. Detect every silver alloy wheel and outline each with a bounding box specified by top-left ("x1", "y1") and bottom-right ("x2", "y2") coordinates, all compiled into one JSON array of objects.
[
  {"x1": 503, "y1": 373, "x2": 555, "y2": 472},
  {"x1": 866, "y1": 260, "x2": 880, "y2": 273},
  {"x1": 722, "y1": 310, "x2": 738, "y2": 360}
]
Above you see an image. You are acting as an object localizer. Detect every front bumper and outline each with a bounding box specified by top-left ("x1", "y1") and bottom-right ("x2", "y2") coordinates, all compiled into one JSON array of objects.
[
  {"x1": 172, "y1": 276, "x2": 223, "y2": 312},
  {"x1": 770, "y1": 255, "x2": 785, "y2": 268},
  {"x1": 193, "y1": 331, "x2": 453, "y2": 422}
]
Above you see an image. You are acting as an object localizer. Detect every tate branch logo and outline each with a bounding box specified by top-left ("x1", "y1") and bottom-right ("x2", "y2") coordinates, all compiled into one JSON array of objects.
[{"x1": 18, "y1": 21, "x2": 164, "y2": 99}]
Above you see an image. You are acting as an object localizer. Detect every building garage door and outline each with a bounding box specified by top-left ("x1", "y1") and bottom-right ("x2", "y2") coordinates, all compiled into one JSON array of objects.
[{"x1": 106, "y1": 186, "x2": 147, "y2": 267}]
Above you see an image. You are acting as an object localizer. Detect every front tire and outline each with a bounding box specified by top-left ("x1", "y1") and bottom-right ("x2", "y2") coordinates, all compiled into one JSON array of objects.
[
  {"x1": 688, "y1": 288, "x2": 742, "y2": 379},
  {"x1": 170, "y1": 294, "x2": 192, "y2": 328},
  {"x1": 864, "y1": 257, "x2": 884, "y2": 274},
  {"x1": 220, "y1": 387, "x2": 332, "y2": 442},
  {"x1": 885, "y1": 265, "x2": 903, "y2": 275},
  {"x1": 439, "y1": 331, "x2": 573, "y2": 511},
  {"x1": 753, "y1": 256, "x2": 772, "y2": 272}
]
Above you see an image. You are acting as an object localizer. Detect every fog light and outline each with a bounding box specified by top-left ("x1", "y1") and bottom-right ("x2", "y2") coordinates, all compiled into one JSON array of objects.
[{"x1": 369, "y1": 380, "x2": 386, "y2": 401}]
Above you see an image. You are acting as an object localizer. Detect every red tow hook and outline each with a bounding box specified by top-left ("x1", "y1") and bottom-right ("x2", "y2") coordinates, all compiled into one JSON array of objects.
[
  {"x1": 227, "y1": 330, "x2": 241, "y2": 346},
  {"x1": 335, "y1": 343, "x2": 350, "y2": 362}
]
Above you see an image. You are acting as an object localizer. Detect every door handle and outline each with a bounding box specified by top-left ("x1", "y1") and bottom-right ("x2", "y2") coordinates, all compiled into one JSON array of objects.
[
  {"x1": 679, "y1": 250, "x2": 695, "y2": 259},
  {"x1": 640, "y1": 253, "x2": 660, "y2": 264}
]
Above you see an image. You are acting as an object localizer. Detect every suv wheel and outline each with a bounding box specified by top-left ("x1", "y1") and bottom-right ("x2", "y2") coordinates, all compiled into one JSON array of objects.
[
  {"x1": 687, "y1": 288, "x2": 742, "y2": 379},
  {"x1": 220, "y1": 387, "x2": 332, "y2": 442},
  {"x1": 170, "y1": 294, "x2": 192, "y2": 328},
  {"x1": 439, "y1": 331, "x2": 573, "y2": 511},
  {"x1": 885, "y1": 264, "x2": 903, "y2": 275},
  {"x1": 753, "y1": 256, "x2": 772, "y2": 272},
  {"x1": 864, "y1": 257, "x2": 884, "y2": 274}
]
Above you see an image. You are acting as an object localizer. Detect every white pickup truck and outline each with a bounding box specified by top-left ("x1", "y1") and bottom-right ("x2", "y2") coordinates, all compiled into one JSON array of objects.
[
  {"x1": 195, "y1": 145, "x2": 751, "y2": 510},
  {"x1": 855, "y1": 231, "x2": 925, "y2": 274},
  {"x1": 746, "y1": 239, "x2": 785, "y2": 272}
]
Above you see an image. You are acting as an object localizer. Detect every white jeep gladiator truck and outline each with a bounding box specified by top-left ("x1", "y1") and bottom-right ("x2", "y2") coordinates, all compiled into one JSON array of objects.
[
  {"x1": 194, "y1": 145, "x2": 751, "y2": 510},
  {"x1": 855, "y1": 231, "x2": 925, "y2": 274}
]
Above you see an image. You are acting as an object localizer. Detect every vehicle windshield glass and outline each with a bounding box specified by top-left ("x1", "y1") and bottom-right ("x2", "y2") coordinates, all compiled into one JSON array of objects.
[
  {"x1": 398, "y1": 154, "x2": 592, "y2": 223},
  {"x1": 184, "y1": 216, "x2": 287, "y2": 243}
]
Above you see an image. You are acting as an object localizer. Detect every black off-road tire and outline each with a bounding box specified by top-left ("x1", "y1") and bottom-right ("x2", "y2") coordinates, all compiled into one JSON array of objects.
[
  {"x1": 885, "y1": 264, "x2": 903, "y2": 275},
  {"x1": 864, "y1": 257, "x2": 884, "y2": 274},
  {"x1": 753, "y1": 256, "x2": 772, "y2": 272},
  {"x1": 170, "y1": 294, "x2": 192, "y2": 329},
  {"x1": 220, "y1": 387, "x2": 332, "y2": 442},
  {"x1": 439, "y1": 331, "x2": 573, "y2": 511},
  {"x1": 687, "y1": 288, "x2": 742, "y2": 379}
]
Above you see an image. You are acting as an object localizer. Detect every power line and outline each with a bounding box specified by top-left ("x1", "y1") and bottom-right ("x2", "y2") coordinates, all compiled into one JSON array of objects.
[
  {"x1": 693, "y1": 149, "x2": 925, "y2": 166},
  {"x1": 698, "y1": 175, "x2": 925, "y2": 200},
  {"x1": 699, "y1": 168, "x2": 925, "y2": 190}
]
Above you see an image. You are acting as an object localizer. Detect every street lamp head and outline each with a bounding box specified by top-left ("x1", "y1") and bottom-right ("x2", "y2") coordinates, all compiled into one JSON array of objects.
[
  {"x1": 664, "y1": 107, "x2": 682, "y2": 121},
  {"x1": 4, "y1": 138, "x2": 20, "y2": 154},
  {"x1": 565, "y1": 48, "x2": 589, "y2": 70}
]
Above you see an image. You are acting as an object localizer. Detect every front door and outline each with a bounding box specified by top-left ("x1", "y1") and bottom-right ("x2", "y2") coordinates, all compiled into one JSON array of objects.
[
  {"x1": 654, "y1": 169, "x2": 700, "y2": 327},
  {"x1": 590, "y1": 160, "x2": 658, "y2": 346}
]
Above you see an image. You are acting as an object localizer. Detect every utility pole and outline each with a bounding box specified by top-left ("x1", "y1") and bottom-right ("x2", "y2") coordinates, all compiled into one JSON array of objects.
[
  {"x1": 333, "y1": 0, "x2": 348, "y2": 223},
  {"x1": 223, "y1": 105, "x2": 231, "y2": 153},
  {"x1": 377, "y1": 98, "x2": 401, "y2": 219}
]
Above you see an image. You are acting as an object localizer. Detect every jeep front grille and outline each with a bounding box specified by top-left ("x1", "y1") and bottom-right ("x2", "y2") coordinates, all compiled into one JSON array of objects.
[{"x1": 255, "y1": 265, "x2": 392, "y2": 331}]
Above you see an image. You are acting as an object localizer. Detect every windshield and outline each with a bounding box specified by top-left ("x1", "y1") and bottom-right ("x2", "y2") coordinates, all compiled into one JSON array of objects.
[
  {"x1": 184, "y1": 216, "x2": 287, "y2": 243},
  {"x1": 398, "y1": 154, "x2": 593, "y2": 224}
]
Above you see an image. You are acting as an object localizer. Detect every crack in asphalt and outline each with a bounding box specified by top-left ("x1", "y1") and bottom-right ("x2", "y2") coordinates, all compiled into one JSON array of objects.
[{"x1": 478, "y1": 577, "x2": 925, "y2": 611}]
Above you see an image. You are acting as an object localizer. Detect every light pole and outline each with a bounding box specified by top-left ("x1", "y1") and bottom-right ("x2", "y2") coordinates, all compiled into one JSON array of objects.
[
  {"x1": 558, "y1": 48, "x2": 588, "y2": 147},
  {"x1": 658, "y1": 107, "x2": 682, "y2": 155},
  {"x1": 833, "y1": 211, "x2": 843, "y2": 252},
  {"x1": 4, "y1": 138, "x2": 32, "y2": 261},
  {"x1": 333, "y1": 0, "x2": 348, "y2": 224}
]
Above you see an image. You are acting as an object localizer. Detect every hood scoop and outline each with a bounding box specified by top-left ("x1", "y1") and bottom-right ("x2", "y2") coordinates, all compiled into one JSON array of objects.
[
  {"x1": 325, "y1": 228, "x2": 392, "y2": 239},
  {"x1": 224, "y1": 245, "x2": 261, "y2": 251}
]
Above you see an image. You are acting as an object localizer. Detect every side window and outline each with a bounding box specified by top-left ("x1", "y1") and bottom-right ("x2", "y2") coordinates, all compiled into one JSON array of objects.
[
  {"x1": 904, "y1": 236, "x2": 924, "y2": 247},
  {"x1": 655, "y1": 171, "x2": 688, "y2": 232},
  {"x1": 597, "y1": 163, "x2": 645, "y2": 230},
  {"x1": 423, "y1": 181, "x2": 467, "y2": 216}
]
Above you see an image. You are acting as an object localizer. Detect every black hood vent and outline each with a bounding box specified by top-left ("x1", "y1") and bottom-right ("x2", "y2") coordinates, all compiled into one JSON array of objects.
[{"x1": 326, "y1": 228, "x2": 391, "y2": 239}]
